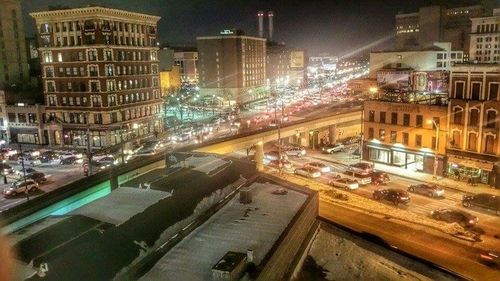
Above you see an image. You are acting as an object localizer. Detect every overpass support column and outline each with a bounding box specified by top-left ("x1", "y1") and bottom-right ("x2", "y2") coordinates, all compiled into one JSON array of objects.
[
  {"x1": 299, "y1": 132, "x2": 308, "y2": 147},
  {"x1": 329, "y1": 124, "x2": 337, "y2": 144},
  {"x1": 255, "y1": 141, "x2": 264, "y2": 171}
]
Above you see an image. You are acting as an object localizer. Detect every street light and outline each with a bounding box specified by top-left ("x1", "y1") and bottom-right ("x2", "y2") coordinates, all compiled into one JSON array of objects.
[{"x1": 427, "y1": 119, "x2": 440, "y2": 179}]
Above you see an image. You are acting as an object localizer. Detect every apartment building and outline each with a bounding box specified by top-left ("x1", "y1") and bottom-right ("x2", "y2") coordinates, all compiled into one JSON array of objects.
[
  {"x1": 447, "y1": 63, "x2": 500, "y2": 187},
  {"x1": 469, "y1": 8, "x2": 500, "y2": 63},
  {"x1": 197, "y1": 29, "x2": 267, "y2": 106},
  {"x1": 0, "y1": 0, "x2": 30, "y2": 89},
  {"x1": 30, "y1": 6, "x2": 163, "y2": 148}
]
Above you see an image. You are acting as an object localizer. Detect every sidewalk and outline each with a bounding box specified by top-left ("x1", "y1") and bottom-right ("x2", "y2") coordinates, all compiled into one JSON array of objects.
[{"x1": 311, "y1": 151, "x2": 500, "y2": 196}]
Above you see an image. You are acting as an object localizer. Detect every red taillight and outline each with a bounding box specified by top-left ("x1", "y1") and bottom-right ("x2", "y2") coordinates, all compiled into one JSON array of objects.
[{"x1": 480, "y1": 254, "x2": 493, "y2": 260}]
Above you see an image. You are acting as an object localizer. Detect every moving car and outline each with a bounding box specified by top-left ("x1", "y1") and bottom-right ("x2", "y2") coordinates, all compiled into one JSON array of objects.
[
  {"x1": 304, "y1": 162, "x2": 331, "y2": 173},
  {"x1": 0, "y1": 163, "x2": 14, "y2": 174},
  {"x1": 371, "y1": 171, "x2": 390, "y2": 185},
  {"x1": 373, "y1": 188, "x2": 410, "y2": 206},
  {"x1": 338, "y1": 170, "x2": 372, "y2": 185},
  {"x1": 3, "y1": 179, "x2": 39, "y2": 197},
  {"x1": 478, "y1": 250, "x2": 500, "y2": 266},
  {"x1": 430, "y1": 209, "x2": 478, "y2": 227},
  {"x1": 283, "y1": 146, "x2": 306, "y2": 157},
  {"x1": 294, "y1": 167, "x2": 321, "y2": 178},
  {"x1": 321, "y1": 143, "x2": 344, "y2": 154},
  {"x1": 264, "y1": 151, "x2": 288, "y2": 161},
  {"x1": 60, "y1": 156, "x2": 79, "y2": 165},
  {"x1": 348, "y1": 162, "x2": 373, "y2": 175},
  {"x1": 26, "y1": 172, "x2": 48, "y2": 184},
  {"x1": 408, "y1": 184, "x2": 445, "y2": 198},
  {"x1": 329, "y1": 177, "x2": 359, "y2": 190},
  {"x1": 462, "y1": 193, "x2": 500, "y2": 215},
  {"x1": 40, "y1": 150, "x2": 59, "y2": 162},
  {"x1": 18, "y1": 157, "x2": 42, "y2": 167},
  {"x1": 268, "y1": 159, "x2": 294, "y2": 171}
]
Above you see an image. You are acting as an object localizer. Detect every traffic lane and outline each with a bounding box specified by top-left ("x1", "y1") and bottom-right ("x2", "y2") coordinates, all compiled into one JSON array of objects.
[
  {"x1": 319, "y1": 201, "x2": 499, "y2": 281},
  {"x1": 284, "y1": 154, "x2": 500, "y2": 246}
]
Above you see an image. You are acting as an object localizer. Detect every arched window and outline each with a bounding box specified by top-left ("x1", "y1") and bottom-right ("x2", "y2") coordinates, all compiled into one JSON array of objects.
[
  {"x1": 469, "y1": 109, "x2": 479, "y2": 126},
  {"x1": 467, "y1": 133, "x2": 477, "y2": 151},
  {"x1": 486, "y1": 110, "x2": 497, "y2": 128},
  {"x1": 484, "y1": 135, "x2": 495, "y2": 154},
  {"x1": 453, "y1": 107, "x2": 463, "y2": 124}
]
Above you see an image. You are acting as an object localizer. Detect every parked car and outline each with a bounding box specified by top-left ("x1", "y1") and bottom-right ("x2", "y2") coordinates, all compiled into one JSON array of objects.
[
  {"x1": 478, "y1": 250, "x2": 500, "y2": 266},
  {"x1": 430, "y1": 209, "x2": 478, "y2": 227},
  {"x1": 348, "y1": 162, "x2": 373, "y2": 175},
  {"x1": 18, "y1": 157, "x2": 42, "y2": 167},
  {"x1": 26, "y1": 172, "x2": 48, "y2": 184},
  {"x1": 283, "y1": 146, "x2": 306, "y2": 157},
  {"x1": 408, "y1": 184, "x2": 445, "y2": 198},
  {"x1": 3, "y1": 179, "x2": 39, "y2": 198},
  {"x1": 321, "y1": 143, "x2": 344, "y2": 154},
  {"x1": 329, "y1": 177, "x2": 359, "y2": 190},
  {"x1": 59, "y1": 151, "x2": 82, "y2": 160},
  {"x1": 373, "y1": 188, "x2": 411, "y2": 206},
  {"x1": 338, "y1": 170, "x2": 372, "y2": 185},
  {"x1": 304, "y1": 162, "x2": 331, "y2": 173},
  {"x1": 294, "y1": 167, "x2": 321, "y2": 178},
  {"x1": 40, "y1": 151, "x2": 59, "y2": 162},
  {"x1": 462, "y1": 193, "x2": 500, "y2": 215}
]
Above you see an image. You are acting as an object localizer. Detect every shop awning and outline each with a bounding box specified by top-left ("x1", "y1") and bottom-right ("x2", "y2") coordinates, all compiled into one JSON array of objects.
[
  {"x1": 448, "y1": 155, "x2": 494, "y2": 171},
  {"x1": 367, "y1": 145, "x2": 390, "y2": 151}
]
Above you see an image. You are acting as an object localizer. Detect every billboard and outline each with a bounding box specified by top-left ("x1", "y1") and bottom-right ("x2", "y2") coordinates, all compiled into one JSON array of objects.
[
  {"x1": 376, "y1": 70, "x2": 411, "y2": 90},
  {"x1": 411, "y1": 71, "x2": 448, "y2": 93}
]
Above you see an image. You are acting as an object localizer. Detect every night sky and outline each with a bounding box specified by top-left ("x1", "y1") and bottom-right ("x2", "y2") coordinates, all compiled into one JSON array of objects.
[{"x1": 21, "y1": 0, "x2": 485, "y2": 56}]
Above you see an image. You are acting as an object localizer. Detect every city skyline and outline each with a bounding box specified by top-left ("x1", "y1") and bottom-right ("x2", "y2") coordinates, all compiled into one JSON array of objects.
[{"x1": 22, "y1": 0, "x2": 486, "y2": 56}]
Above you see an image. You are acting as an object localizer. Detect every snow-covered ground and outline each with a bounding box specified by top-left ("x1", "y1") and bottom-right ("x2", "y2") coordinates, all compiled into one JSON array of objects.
[
  {"x1": 303, "y1": 223, "x2": 456, "y2": 281},
  {"x1": 70, "y1": 187, "x2": 171, "y2": 225},
  {"x1": 139, "y1": 181, "x2": 307, "y2": 281}
]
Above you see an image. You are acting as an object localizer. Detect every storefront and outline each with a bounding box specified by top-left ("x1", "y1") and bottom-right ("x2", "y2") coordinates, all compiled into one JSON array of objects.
[
  {"x1": 365, "y1": 143, "x2": 444, "y2": 176},
  {"x1": 447, "y1": 155, "x2": 494, "y2": 185},
  {"x1": 9, "y1": 127, "x2": 42, "y2": 144}
]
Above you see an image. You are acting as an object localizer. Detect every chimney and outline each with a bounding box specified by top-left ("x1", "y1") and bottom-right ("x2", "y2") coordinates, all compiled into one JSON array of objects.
[
  {"x1": 268, "y1": 11, "x2": 274, "y2": 42},
  {"x1": 257, "y1": 11, "x2": 264, "y2": 38}
]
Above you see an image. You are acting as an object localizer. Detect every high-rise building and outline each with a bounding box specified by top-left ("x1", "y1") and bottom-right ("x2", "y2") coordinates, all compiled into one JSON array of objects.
[
  {"x1": 447, "y1": 63, "x2": 500, "y2": 187},
  {"x1": 197, "y1": 29, "x2": 267, "y2": 106},
  {"x1": 30, "y1": 6, "x2": 163, "y2": 148},
  {"x1": 0, "y1": 0, "x2": 30, "y2": 90},
  {"x1": 266, "y1": 43, "x2": 305, "y2": 87},
  {"x1": 469, "y1": 8, "x2": 500, "y2": 63},
  {"x1": 395, "y1": 4, "x2": 492, "y2": 54},
  {"x1": 173, "y1": 47, "x2": 199, "y2": 85}
]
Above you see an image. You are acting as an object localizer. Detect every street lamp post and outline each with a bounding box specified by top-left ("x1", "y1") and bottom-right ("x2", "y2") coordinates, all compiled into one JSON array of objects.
[{"x1": 427, "y1": 119, "x2": 440, "y2": 179}]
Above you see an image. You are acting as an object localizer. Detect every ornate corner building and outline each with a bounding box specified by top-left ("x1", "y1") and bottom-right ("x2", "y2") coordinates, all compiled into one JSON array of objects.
[{"x1": 30, "y1": 6, "x2": 164, "y2": 148}]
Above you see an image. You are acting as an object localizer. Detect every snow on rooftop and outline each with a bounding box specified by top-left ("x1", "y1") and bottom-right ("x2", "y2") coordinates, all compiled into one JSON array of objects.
[
  {"x1": 174, "y1": 154, "x2": 231, "y2": 176},
  {"x1": 307, "y1": 224, "x2": 456, "y2": 281},
  {"x1": 9, "y1": 216, "x2": 69, "y2": 244},
  {"x1": 139, "y1": 181, "x2": 307, "y2": 281},
  {"x1": 70, "y1": 187, "x2": 171, "y2": 225}
]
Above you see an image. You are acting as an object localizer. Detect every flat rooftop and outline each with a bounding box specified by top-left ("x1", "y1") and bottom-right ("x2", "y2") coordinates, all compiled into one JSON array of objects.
[{"x1": 139, "y1": 179, "x2": 308, "y2": 281}]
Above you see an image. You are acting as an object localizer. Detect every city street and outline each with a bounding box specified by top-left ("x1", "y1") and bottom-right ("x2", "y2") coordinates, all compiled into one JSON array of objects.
[{"x1": 255, "y1": 146, "x2": 500, "y2": 251}]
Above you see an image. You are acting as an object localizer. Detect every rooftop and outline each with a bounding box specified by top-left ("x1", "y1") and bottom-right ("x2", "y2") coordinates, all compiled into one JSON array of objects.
[{"x1": 212, "y1": 251, "x2": 247, "y2": 272}]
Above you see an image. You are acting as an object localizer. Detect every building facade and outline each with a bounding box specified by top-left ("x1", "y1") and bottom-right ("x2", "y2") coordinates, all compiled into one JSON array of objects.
[
  {"x1": 395, "y1": 4, "x2": 490, "y2": 54},
  {"x1": 159, "y1": 65, "x2": 181, "y2": 95},
  {"x1": 30, "y1": 6, "x2": 163, "y2": 148},
  {"x1": 447, "y1": 63, "x2": 500, "y2": 187},
  {"x1": 174, "y1": 49, "x2": 199, "y2": 84},
  {"x1": 266, "y1": 44, "x2": 305, "y2": 87},
  {"x1": 0, "y1": 0, "x2": 30, "y2": 90},
  {"x1": 197, "y1": 30, "x2": 267, "y2": 106},
  {"x1": 469, "y1": 8, "x2": 500, "y2": 63},
  {"x1": 369, "y1": 43, "x2": 464, "y2": 78},
  {"x1": 363, "y1": 100, "x2": 448, "y2": 176}
]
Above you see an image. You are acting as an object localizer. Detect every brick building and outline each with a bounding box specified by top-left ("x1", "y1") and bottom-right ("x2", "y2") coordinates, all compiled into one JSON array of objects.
[{"x1": 30, "y1": 6, "x2": 163, "y2": 148}]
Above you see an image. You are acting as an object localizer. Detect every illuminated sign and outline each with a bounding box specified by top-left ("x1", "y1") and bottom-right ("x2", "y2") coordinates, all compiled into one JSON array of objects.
[{"x1": 220, "y1": 30, "x2": 234, "y2": 35}]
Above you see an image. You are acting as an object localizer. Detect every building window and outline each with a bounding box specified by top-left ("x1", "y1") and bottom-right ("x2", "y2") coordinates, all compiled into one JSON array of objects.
[
  {"x1": 390, "y1": 131, "x2": 397, "y2": 143},
  {"x1": 489, "y1": 83, "x2": 499, "y2": 100},
  {"x1": 471, "y1": 82, "x2": 481, "y2": 100},
  {"x1": 89, "y1": 65, "x2": 98, "y2": 77},
  {"x1": 379, "y1": 112, "x2": 386, "y2": 123},
  {"x1": 94, "y1": 113, "x2": 103, "y2": 124},
  {"x1": 379, "y1": 129, "x2": 385, "y2": 141},
  {"x1": 87, "y1": 49, "x2": 97, "y2": 61},
  {"x1": 391, "y1": 112, "x2": 398, "y2": 125},
  {"x1": 467, "y1": 133, "x2": 477, "y2": 151},
  {"x1": 469, "y1": 109, "x2": 479, "y2": 126},
  {"x1": 45, "y1": 66, "x2": 54, "y2": 78},
  {"x1": 453, "y1": 107, "x2": 463, "y2": 124},
  {"x1": 486, "y1": 110, "x2": 497, "y2": 128},
  {"x1": 402, "y1": 132, "x2": 409, "y2": 145},
  {"x1": 415, "y1": 135, "x2": 422, "y2": 147},
  {"x1": 484, "y1": 135, "x2": 495, "y2": 154},
  {"x1": 105, "y1": 65, "x2": 114, "y2": 76},
  {"x1": 43, "y1": 51, "x2": 52, "y2": 63},
  {"x1": 46, "y1": 81, "x2": 56, "y2": 92},
  {"x1": 368, "y1": 110, "x2": 375, "y2": 122},
  {"x1": 416, "y1": 115, "x2": 423, "y2": 127},
  {"x1": 368, "y1": 127, "x2": 374, "y2": 139},
  {"x1": 432, "y1": 137, "x2": 436, "y2": 150},
  {"x1": 48, "y1": 96, "x2": 57, "y2": 106},
  {"x1": 451, "y1": 131, "x2": 461, "y2": 148},
  {"x1": 432, "y1": 117, "x2": 440, "y2": 130},
  {"x1": 89, "y1": 80, "x2": 100, "y2": 92},
  {"x1": 104, "y1": 49, "x2": 113, "y2": 61},
  {"x1": 455, "y1": 81, "x2": 464, "y2": 99},
  {"x1": 403, "y1": 114, "x2": 410, "y2": 126}
]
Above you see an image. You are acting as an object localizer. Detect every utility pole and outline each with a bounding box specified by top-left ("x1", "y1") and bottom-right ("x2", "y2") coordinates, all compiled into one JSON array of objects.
[
  {"x1": 18, "y1": 142, "x2": 29, "y2": 201},
  {"x1": 86, "y1": 114, "x2": 92, "y2": 176},
  {"x1": 120, "y1": 124, "x2": 125, "y2": 164}
]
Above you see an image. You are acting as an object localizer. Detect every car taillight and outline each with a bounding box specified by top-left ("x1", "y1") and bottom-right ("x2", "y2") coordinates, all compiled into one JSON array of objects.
[
  {"x1": 480, "y1": 254, "x2": 493, "y2": 260},
  {"x1": 469, "y1": 219, "x2": 475, "y2": 224}
]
